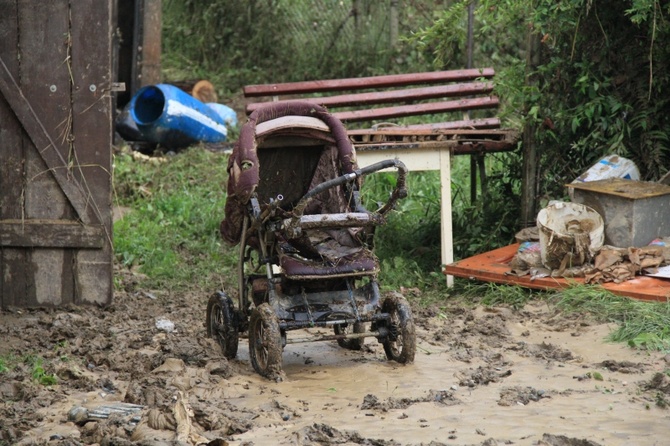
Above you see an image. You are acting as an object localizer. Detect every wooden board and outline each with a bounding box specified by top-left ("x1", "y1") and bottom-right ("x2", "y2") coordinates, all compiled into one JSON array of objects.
[{"x1": 444, "y1": 243, "x2": 670, "y2": 302}]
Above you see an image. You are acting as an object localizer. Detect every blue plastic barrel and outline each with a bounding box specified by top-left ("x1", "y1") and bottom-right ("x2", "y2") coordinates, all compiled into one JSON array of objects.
[{"x1": 130, "y1": 84, "x2": 229, "y2": 149}]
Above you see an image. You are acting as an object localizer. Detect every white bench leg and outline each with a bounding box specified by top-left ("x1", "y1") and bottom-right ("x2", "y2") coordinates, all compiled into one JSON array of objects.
[{"x1": 440, "y1": 149, "x2": 454, "y2": 287}]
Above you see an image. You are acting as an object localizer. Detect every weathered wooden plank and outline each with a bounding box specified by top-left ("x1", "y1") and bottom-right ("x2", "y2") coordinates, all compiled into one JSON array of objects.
[
  {"x1": 0, "y1": 56, "x2": 102, "y2": 226},
  {"x1": 332, "y1": 97, "x2": 500, "y2": 123},
  {"x1": 347, "y1": 128, "x2": 511, "y2": 138},
  {"x1": 398, "y1": 118, "x2": 501, "y2": 131},
  {"x1": 354, "y1": 139, "x2": 517, "y2": 155},
  {"x1": 17, "y1": 0, "x2": 73, "y2": 307},
  {"x1": 244, "y1": 68, "x2": 495, "y2": 97},
  {"x1": 70, "y1": 0, "x2": 113, "y2": 305},
  {"x1": 0, "y1": 0, "x2": 27, "y2": 307},
  {"x1": 140, "y1": 0, "x2": 162, "y2": 87},
  {"x1": 0, "y1": 220, "x2": 105, "y2": 248},
  {"x1": 246, "y1": 82, "x2": 495, "y2": 114}
]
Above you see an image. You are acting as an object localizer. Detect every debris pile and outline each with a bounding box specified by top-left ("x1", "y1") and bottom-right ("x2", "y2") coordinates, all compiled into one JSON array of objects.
[{"x1": 510, "y1": 225, "x2": 670, "y2": 284}]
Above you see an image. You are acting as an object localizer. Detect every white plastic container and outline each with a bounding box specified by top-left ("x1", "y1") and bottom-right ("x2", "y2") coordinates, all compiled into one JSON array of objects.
[
  {"x1": 572, "y1": 155, "x2": 639, "y2": 184},
  {"x1": 569, "y1": 155, "x2": 640, "y2": 200},
  {"x1": 537, "y1": 201, "x2": 604, "y2": 270}
]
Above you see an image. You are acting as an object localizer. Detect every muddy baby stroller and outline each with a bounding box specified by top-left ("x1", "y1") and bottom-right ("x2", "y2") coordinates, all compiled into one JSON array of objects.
[{"x1": 207, "y1": 101, "x2": 416, "y2": 379}]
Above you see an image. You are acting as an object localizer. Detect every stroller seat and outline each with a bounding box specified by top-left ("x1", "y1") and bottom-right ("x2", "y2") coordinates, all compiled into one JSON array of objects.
[{"x1": 278, "y1": 229, "x2": 379, "y2": 279}]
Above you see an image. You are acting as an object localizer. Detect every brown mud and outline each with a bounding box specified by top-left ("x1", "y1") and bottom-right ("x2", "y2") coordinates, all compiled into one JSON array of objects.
[{"x1": 1, "y1": 276, "x2": 669, "y2": 445}]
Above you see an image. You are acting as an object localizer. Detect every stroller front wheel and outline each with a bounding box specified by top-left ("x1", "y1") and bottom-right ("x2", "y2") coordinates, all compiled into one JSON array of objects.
[
  {"x1": 206, "y1": 291, "x2": 240, "y2": 360},
  {"x1": 249, "y1": 303, "x2": 284, "y2": 380},
  {"x1": 380, "y1": 295, "x2": 416, "y2": 364}
]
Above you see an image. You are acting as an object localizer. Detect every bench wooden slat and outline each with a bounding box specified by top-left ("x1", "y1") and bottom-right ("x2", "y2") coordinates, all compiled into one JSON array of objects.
[
  {"x1": 243, "y1": 68, "x2": 495, "y2": 97},
  {"x1": 331, "y1": 97, "x2": 499, "y2": 123},
  {"x1": 245, "y1": 81, "x2": 494, "y2": 115},
  {"x1": 401, "y1": 118, "x2": 502, "y2": 130}
]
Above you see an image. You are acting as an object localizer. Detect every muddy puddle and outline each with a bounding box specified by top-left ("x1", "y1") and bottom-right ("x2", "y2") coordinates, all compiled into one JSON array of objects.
[{"x1": 1, "y1": 290, "x2": 669, "y2": 445}]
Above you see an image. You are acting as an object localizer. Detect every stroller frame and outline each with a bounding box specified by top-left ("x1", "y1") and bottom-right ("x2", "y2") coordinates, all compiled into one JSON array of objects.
[{"x1": 207, "y1": 101, "x2": 416, "y2": 379}]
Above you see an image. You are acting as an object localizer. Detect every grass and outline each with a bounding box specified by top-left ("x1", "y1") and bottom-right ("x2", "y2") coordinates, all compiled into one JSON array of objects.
[
  {"x1": 555, "y1": 285, "x2": 670, "y2": 351},
  {"x1": 28, "y1": 356, "x2": 57, "y2": 386},
  {"x1": 113, "y1": 146, "x2": 237, "y2": 292},
  {"x1": 453, "y1": 280, "x2": 544, "y2": 310},
  {"x1": 0, "y1": 354, "x2": 58, "y2": 386}
]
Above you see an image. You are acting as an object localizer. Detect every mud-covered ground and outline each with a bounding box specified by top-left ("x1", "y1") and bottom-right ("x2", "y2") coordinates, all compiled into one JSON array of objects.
[{"x1": 2, "y1": 272, "x2": 670, "y2": 446}]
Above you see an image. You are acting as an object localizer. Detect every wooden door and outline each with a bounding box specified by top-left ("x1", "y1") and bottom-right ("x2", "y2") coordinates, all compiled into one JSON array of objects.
[{"x1": 0, "y1": 0, "x2": 113, "y2": 307}]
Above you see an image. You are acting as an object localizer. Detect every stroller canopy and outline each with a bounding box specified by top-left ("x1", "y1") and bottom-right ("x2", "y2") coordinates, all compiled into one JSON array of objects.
[{"x1": 220, "y1": 101, "x2": 359, "y2": 245}]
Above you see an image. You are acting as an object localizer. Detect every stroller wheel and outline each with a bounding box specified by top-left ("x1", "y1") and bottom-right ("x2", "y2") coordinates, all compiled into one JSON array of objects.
[
  {"x1": 249, "y1": 303, "x2": 284, "y2": 380},
  {"x1": 380, "y1": 295, "x2": 416, "y2": 364},
  {"x1": 334, "y1": 322, "x2": 366, "y2": 350},
  {"x1": 206, "y1": 291, "x2": 239, "y2": 359}
]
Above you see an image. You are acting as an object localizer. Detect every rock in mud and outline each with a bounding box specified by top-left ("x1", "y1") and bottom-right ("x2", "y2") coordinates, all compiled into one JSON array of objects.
[{"x1": 538, "y1": 433, "x2": 602, "y2": 446}]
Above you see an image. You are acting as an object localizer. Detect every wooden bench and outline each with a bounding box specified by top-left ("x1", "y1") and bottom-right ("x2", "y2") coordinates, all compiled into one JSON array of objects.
[{"x1": 243, "y1": 68, "x2": 519, "y2": 285}]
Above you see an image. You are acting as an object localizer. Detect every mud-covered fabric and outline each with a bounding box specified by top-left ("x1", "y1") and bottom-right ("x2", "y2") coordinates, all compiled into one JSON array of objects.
[{"x1": 220, "y1": 101, "x2": 358, "y2": 245}]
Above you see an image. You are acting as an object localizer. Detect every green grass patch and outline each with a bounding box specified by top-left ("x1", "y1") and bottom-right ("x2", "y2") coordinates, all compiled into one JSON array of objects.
[
  {"x1": 451, "y1": 280, "x2": 544, "y2": 310},
  {"x1": 113, "y1": 146, "x2": 237, "y2": 292},
  {"x1": 555, "y1": 285, "x2": 670, "y2": 351},
  {"x1": 25, "y1": 356, "x2": 57, "y2": 386}
]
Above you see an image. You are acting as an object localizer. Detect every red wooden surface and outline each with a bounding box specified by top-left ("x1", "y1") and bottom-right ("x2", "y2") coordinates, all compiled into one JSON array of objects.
[
  {"x1": 246, "y1": 82, "x2": 494, "y2": 114},
  {"x1": 244, "y1": 68, "x2": 495, "y2": 97},
  {"x1": 333, "y1": 97, "x2": 499, "y2": 123},
  {"x1": 444, "y1": 243, "x2": 670, "y2": 302}
]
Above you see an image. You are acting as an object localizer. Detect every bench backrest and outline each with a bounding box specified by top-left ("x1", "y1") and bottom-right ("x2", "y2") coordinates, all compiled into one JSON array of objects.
[{"x1": 243, "y1": 68, "x2": 503, "y2": 131}]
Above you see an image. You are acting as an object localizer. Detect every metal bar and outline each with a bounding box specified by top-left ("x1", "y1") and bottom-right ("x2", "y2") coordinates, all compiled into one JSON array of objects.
[
  {"x1": 279, "y1": 312, "x2": 388, "y2": 331},
  {"x1": 244, "y1": 68, "x2": 495, "y2": 97},
  {"x1": 286, "y1": 330, "x2": 380, "y2": 345}
]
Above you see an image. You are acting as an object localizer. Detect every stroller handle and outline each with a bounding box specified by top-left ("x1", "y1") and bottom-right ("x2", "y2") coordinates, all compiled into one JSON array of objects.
[{"x1": 291, "y1": 158, "x2": 408, "y2": 222}]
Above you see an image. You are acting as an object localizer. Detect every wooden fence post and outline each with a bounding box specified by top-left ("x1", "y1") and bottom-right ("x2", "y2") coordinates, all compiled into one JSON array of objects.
[{"x1": 521, "y1": 31, "x2": 542, "y2": 228}]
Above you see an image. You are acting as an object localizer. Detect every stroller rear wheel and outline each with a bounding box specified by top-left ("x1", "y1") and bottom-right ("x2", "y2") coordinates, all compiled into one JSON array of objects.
[
  {"x1": 206, "y1": 291, "x2": 239, "y2": 359},
  {"x1": 334, "y1": 322, "x2": 366, "y2": 350},
  {"x1": 380, "y1": 295, "x2": 416, "y2": 364},
  {"x1": 249, "y1": 303, "x2": 283, "y2": 379}
]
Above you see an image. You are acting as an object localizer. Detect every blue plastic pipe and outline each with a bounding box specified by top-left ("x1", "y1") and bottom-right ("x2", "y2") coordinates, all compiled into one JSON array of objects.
[{"x1": 130, "y1": 84, "x2": 229, "y2": 149}]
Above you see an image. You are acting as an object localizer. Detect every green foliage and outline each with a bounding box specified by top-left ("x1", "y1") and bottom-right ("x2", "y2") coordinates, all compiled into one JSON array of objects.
[
  {"x1": 162, "y1": 0, "x2": 435, "y2": 95},
  {"x1": 27, "y1": 356, "x2": 57, "y2": 386},
  {"x1": 0, "y1": 357, "x2": 8, "y2": 374},
  {"x1": 113, "y1": 147, "x2": 236, "y2": 291},
  {"x1": 556, "y1": 285, "x2": 670, "y2": 351},
  {"x1": 360, "y1": 170, "x2": 442, "y2": 287},
  {"x1": 453, "y1": 281, "x2": 541, "y2": 310},
  {"x1": 413, "y1": 0, "x2": 670, "y2": 210}
]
